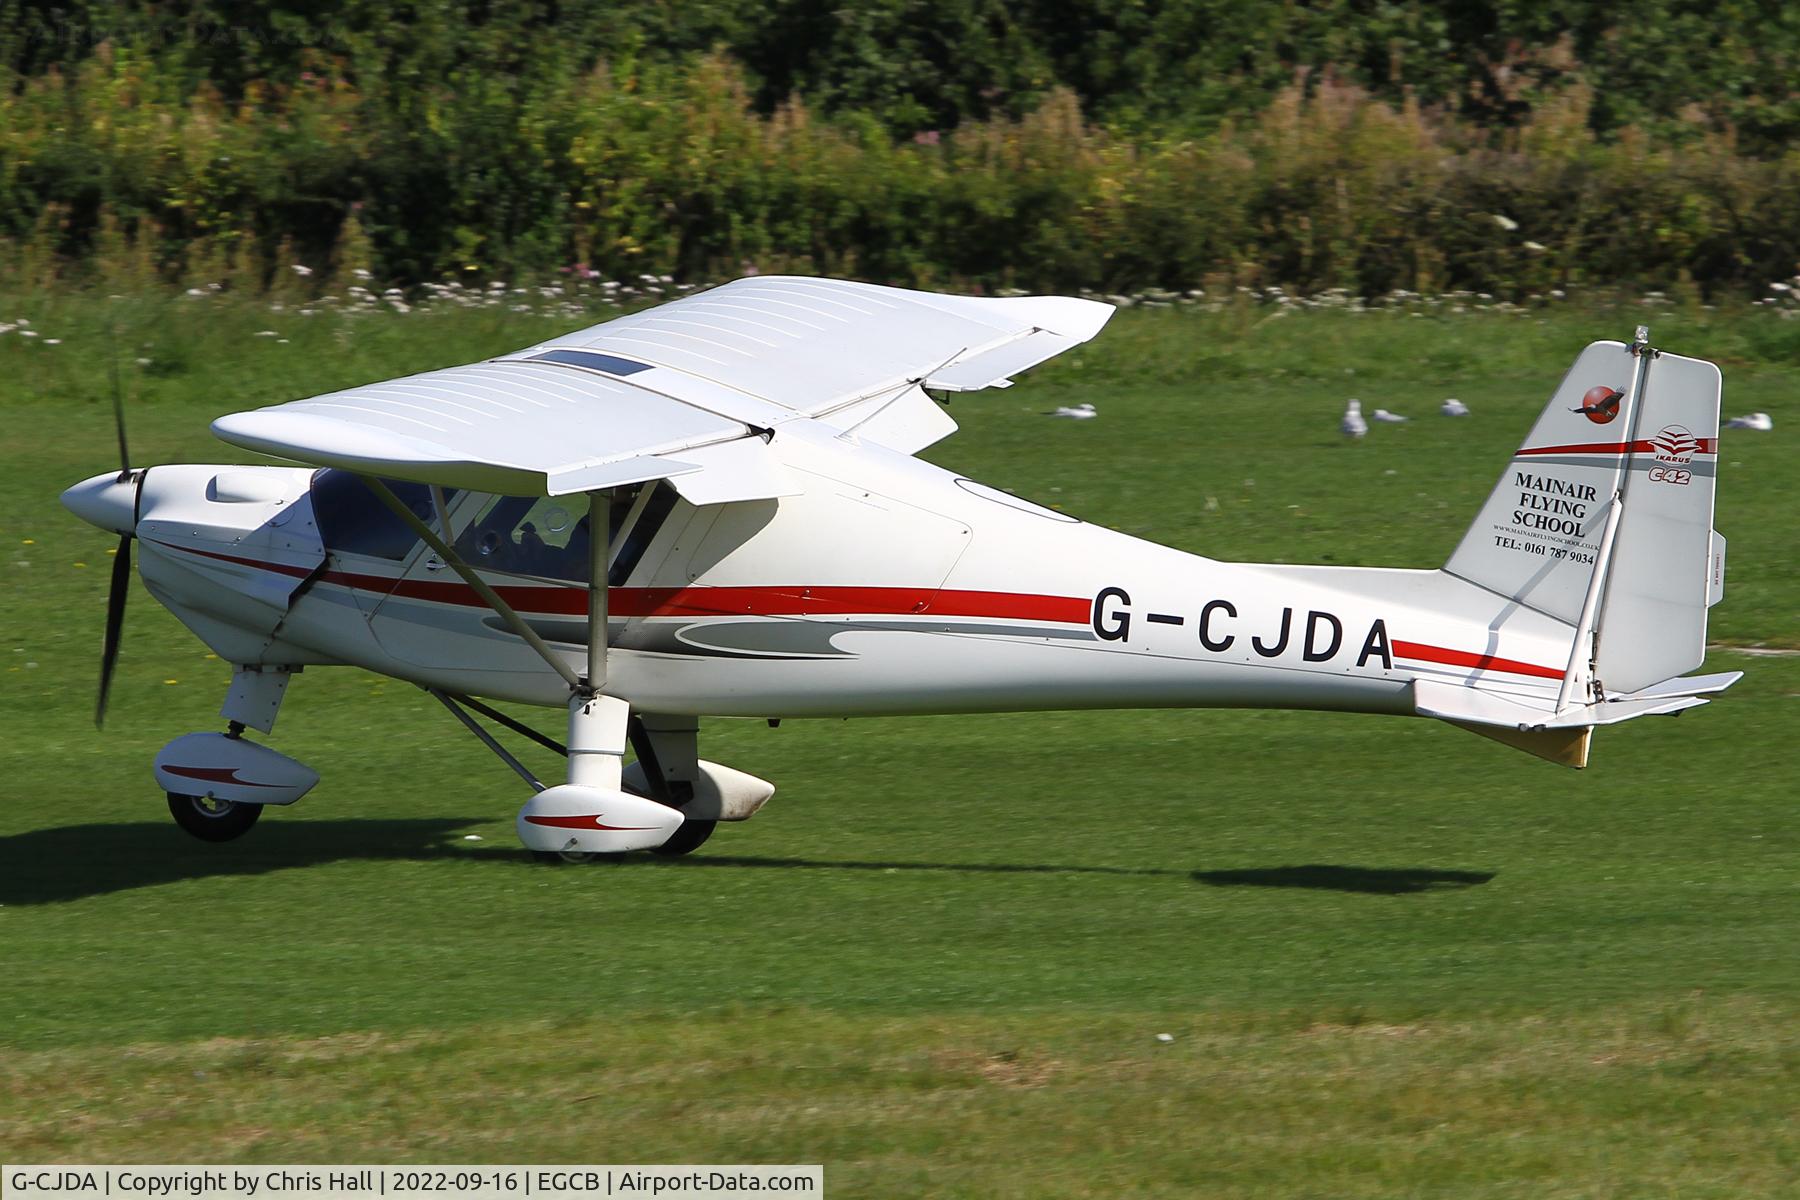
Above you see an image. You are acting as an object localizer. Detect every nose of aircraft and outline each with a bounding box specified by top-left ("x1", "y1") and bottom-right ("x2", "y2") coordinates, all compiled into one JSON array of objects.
[{"x1": 61, "y1": 470, "x2": 140, "y2": 536}]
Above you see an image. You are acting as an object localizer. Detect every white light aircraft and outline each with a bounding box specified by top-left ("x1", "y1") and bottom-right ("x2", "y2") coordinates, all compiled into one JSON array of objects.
[{"x1": 62, "y1": 279, "x2": 1738, "y2": 858}]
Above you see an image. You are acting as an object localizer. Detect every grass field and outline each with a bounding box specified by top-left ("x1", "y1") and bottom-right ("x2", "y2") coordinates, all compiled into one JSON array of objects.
[{"x1": 1, "y1": 290, "x2": 1796, "y2": 1195}]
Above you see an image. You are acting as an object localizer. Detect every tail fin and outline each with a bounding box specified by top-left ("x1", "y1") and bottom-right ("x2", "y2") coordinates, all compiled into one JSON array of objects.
[{"x1": 1446, "y1": 334, "x2": 1725, "y2": 698}]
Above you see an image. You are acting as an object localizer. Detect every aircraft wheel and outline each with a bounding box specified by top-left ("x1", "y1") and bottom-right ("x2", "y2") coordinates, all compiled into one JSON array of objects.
[
  {"x1": 530, "y1": 850, "x2": 600, "y2": 865},
  {"x1": 651, "y1": 818, "x2": 717, "y2": 857},
  {"x1": 167, "y1": 792, "x2": 263, "y2": 842}
]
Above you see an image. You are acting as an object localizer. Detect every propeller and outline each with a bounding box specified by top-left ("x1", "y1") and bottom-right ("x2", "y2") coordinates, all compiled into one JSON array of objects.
[{"x1": 95, "y1": 342, "x2": 144, "y2": 729}]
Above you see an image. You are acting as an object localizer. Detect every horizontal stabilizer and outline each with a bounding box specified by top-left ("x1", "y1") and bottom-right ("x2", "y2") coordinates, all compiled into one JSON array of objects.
[
  {"x1": 1415, "y1": 678, "x2": 1718, "y2": 731},
  {"x1": 1413, "y1": 679, "x2": 1554, "y2": 728},
  {"x1": 1578, "y1": 694, "x2": 1709, "y2": 725},
  {"x1": 1415, "y1": 670, "x2": 1735, "y2": 768},
  {"x1": 1607, "y1": 670, "x2": 1741, "y2": 702}
]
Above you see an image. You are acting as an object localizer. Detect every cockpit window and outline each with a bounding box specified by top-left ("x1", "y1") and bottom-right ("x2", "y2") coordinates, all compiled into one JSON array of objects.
[
  {"x1": 609, "y1": 482, "x2": 678, "y2": 586},
  {"x1": 311, "y1": 469, "x2": 459, "y2": 561},
  {"x1": 452, "y1": 482, "x2": 678, "y2": 583}
]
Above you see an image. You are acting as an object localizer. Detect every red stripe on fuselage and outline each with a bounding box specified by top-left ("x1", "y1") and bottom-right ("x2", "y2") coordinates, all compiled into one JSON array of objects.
[
  {"x1": 1392, "y1": 639, "x2": 1563, "y2": 680},
  {"x1": 153, "y1": 541, "x2": 1092, "y2": 624},
  {"x1": 1517, "y1": 438, "x2": 1718, "y2": 457}
]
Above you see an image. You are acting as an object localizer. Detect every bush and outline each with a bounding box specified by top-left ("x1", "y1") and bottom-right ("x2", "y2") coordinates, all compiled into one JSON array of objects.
[{"x1": 4, "y1": 35, "x2": 1800, "y2": 298}]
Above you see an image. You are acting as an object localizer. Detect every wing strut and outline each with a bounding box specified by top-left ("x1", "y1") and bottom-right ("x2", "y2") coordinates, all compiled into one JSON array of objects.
[
  {"x1": 361, "y1": 477, "x2": 583, "y2": 690},
  {"x1": 585, "y1": 490, "x2": 609, "y2": 696},
  {"x1": 427, "y1": 688, "x2": 546, "y2": 791}
]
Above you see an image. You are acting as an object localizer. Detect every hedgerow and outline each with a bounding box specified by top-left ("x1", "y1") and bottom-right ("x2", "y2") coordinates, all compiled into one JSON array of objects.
[{"x1": 5, "y1": 4, "x2": 1800, "y2": 296}]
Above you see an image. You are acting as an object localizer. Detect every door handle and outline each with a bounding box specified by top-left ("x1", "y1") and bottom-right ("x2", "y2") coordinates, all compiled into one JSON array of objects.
[{"x1": 424, "y1": 556, "x2": 446, "y2": 571}]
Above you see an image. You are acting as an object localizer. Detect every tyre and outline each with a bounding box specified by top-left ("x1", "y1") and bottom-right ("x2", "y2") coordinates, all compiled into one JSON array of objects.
[
  {"x1": 167, "y1": 792, "x2": 263, "y2": 842},
  {"x1": 651, "y1": 818, "x2": 716, "y2": 857},
  {"x1": 530, "y1": 850, "x2": 599, "y2": 864}
]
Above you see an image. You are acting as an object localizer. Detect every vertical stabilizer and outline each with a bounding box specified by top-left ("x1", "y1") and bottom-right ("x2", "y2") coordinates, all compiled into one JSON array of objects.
[
  {"x1": 1445, "y1": 340, "x2": 1638, "y2": 622},
  {"x1": 1445, "y1": 336, "x2": 1722, "y2": 699}
]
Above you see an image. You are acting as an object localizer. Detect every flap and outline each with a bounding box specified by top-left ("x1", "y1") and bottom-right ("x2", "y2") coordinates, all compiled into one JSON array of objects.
[
  {"x1": 820, "y1": 385, "x2": 959, "y2": 454},
  {"x1": 545, "y1": 455, "x2": 702, "y2": 496},
  {"x1": 924, "y1": 329, "x2": 1082, "y2": 392},
  {"x1": 664, "y1": 438, "x2": 800, "y2": 505}
]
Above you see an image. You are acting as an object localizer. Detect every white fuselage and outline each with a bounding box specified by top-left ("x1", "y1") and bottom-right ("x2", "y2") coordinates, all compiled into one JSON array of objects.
[{"x1": 129, "y1": 421, "x2": 1576, "y2": 721}]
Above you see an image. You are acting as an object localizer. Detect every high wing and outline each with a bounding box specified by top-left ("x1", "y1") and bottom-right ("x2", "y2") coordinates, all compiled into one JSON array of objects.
[{"x1": 212, "y1": 277, "x2": 1114, "y2": 500}]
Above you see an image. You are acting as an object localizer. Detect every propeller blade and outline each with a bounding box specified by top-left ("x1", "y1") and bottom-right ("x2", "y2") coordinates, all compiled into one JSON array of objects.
[
  {"x1": 110, "y1": 326, "x2": 131, "y2": 480},
  {"x1": 95, "y1": 533, "x2": 132, "y2": 728}
]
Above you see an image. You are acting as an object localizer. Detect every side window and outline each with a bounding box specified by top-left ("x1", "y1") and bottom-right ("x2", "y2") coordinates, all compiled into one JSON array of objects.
[
  {"x1": 311, "y1": 469, "x2": 457, "y2": 561},
  {"x1": 450, "y1": 483, "x2": 679, "y2": 583},
  {"x1": 454, "y1": 494, "x2": 586, "y2": 578},
  {"x1": 610, "y1": 482, "x2": 678, "y2": 585}
]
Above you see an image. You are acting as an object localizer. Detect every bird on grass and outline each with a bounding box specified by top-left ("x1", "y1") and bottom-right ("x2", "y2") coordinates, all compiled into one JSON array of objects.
[
  {"x1": 1726, "y1": 412, "x2": 1773, "y2": 431},
  {"x1": 1341, "y1": 399, "x2": 1368, "y2": 438},
  {"x1": 1372, "y1": 408, "x2": 1408, "y2": 423},
  {"x1": 1441, "y1": 397, "x2": 1470, "y2": 416},
  {"x1": 1050, "y1": 403, "x2": 1097, "y2": 420}
]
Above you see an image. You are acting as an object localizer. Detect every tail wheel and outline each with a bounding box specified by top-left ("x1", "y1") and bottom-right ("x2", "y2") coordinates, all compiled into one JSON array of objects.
[
  {"x1": 167, "y1": 792, "x2": 263, "y2": 842},
  {"x1": 651, "y1": 818, "x2": 717, "y2": 857}
]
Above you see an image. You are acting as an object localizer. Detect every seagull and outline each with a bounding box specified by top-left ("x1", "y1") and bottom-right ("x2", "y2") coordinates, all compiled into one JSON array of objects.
[
  {"x1": 1441, "y1": 397, "x2": 1470, "y2": 416},
  {"x1": 1341, "y1": 399, "x2": 1368, "y2": 438},
  {"x1": 1051, "y1": 403, "x2": 1097, "y2": 419},
  {"x1": 1372, "y1": 408, "x2": 1408, "y2": 423},
  {"x1": 1726, "y1": 412, "x2": 1773, "y2": 431}
]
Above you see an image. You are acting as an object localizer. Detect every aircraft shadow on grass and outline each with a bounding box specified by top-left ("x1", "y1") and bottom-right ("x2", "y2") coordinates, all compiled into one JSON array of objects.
[
  {"x1": 611, "y1": 854, "x2": 1192, "y2": 878},
  {"x1": 1191, "y1": 864, "x2": 1496, "y2": 895},
  {"x1": 0, "y1": 822, "x2": 1495, "y2": 903},
  {"x1": 599, "y1": 856, "x2": 1496, "y2": 895},
  {"x1": 0, "y1": 818, "x2": 488, "y2": 905}
]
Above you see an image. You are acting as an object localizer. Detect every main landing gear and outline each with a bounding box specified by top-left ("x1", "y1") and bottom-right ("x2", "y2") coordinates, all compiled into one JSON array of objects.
[
  {"x1": 433, "y1": 691, "x2": 772, "y2": 863},
  {"x1": 383, "y1": 482, "x2": 773, "y2": 864}
]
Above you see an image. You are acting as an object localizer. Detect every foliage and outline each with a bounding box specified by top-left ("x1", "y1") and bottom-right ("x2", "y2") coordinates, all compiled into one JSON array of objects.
[{"x1": 5, "y1": 3, "x2": 1800, "y2": 294}]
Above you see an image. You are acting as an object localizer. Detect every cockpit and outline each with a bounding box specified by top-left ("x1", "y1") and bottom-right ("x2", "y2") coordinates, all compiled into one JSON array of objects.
[{"x1": 309, "y1": 468, "x2": 680, "y2": 584}]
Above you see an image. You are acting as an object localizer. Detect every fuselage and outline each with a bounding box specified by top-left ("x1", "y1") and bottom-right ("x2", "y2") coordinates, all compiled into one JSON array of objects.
[{"x1": 100, "y1": 420, "x2": 1576, "y2": 720}]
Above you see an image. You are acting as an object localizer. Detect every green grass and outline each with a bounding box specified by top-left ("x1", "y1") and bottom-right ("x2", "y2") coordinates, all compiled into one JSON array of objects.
[{"x1": 1, "y1": 292, "x2": 1796, "y2": 1194}]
